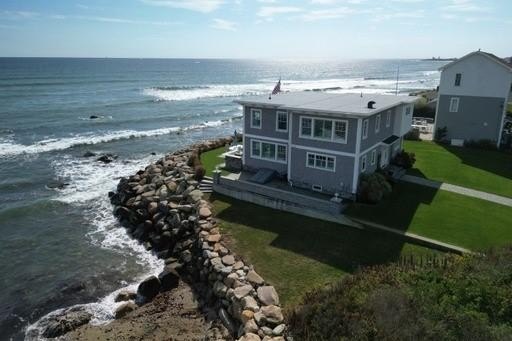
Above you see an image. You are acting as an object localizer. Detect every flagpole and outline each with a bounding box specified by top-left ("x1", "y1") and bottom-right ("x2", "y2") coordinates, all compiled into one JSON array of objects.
[{"x1": 395, "y1": 65, "x2": 400, "y2": 96}]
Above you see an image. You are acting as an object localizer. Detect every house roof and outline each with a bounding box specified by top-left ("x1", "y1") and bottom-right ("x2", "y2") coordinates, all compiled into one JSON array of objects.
[
  {"x1": 234, "y1": 92, "x2": 419, "y2": 117},
  {"x1": 439, "y1": 50, "x2": 512, "y2": 73}
]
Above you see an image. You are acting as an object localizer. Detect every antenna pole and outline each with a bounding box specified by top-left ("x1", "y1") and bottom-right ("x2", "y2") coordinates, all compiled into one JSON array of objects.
[{"x1": 395, "y1": 65, "x2": 400, "y2": 96}]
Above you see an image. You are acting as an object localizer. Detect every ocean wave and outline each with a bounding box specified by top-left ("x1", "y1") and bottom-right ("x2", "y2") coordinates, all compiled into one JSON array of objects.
[
  {"x1": 143, "y1": 77, "x2": 428, "y2": 102},
  {"x1": 25, "y1": 155, "x2": 165, "y2": 339},
  {"x1": 0, "y1": 120, "x2": 226, "y2": 158}
]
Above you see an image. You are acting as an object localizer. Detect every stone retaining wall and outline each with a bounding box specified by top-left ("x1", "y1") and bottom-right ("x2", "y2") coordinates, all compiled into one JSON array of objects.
[{"x1": 110, "y1": 137, "x2": 288, "y2": 341}]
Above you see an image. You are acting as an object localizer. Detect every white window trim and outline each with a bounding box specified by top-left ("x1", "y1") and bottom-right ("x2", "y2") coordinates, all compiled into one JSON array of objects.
[
  {"x1": 305, "y1": 152, "x2": 336, "y2": 172},
  {"x1": 312, "y1": 184, "x2": 323, "y2": 192},
  {"x1": 371, "y1": 150, "x2": 376, "y2": 165},
  {"x1": 375, "y1": 114, "x2": 381, "y2": 134},
  {"x1": 361, "y1": 155, "x2": 367, "y2": 173},
  {"x1": 250, "y1": 108, "x2": 262, "y2": 129},
  {"x1": 403, "y1": 105, "x2": 412, "y2": 116},
  {"x1": 381, "y1": 149, "x2": 389, "y2": 167},
  {"x1": 299, "y1": 116, "x2": 348, "y2": 144},
  {"x1": 276, "y1": 111, "x2": 288, "y2": 132},
  {"x1": 362, "y1": 119, "x2": 369, "y2": 140},
  {"x1": 449, "y1": 97, "x2": 460, "y2": 113},
  {"x1": 386, "y1": 111, "x2": 391, "y2": 128},
  {"x1": 250, "y1": 139, "x2": 287, "y2": 164}
]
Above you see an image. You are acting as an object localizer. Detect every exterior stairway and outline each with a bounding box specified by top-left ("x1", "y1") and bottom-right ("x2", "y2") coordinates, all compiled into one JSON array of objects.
[{"x1": 199, "y1": 176, "x2": 213, "y2": 193}]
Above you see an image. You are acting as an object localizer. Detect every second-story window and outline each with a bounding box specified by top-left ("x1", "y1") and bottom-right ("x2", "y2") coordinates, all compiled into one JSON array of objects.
[
  {"x1": 301, "y1": 117, "x2": 312, "y2": 136},
  {"x1": 386, "y1": 110, "x2": 391, "y2": 127},
  {"x1": 314, "y1": 119, "x2": 333, "y2": 139},
  {"x1": 251, "y1": 109, "x2": 262, "y2": 128},
  {"x1": 362, "y1": 119, "x2": 369, "y2": 139},
  {"x1": 455, "y1": 73, "x2": 462, "y2": 86},
  {"x1": 375, "y1": 114, "x2": 381, "y2": 133},
  {"x1": 276, "y1": 111, "x2": 288, "y2": 132},
  {"x1": 300, "y1": 117, "x2": 348, "y2": 143}
]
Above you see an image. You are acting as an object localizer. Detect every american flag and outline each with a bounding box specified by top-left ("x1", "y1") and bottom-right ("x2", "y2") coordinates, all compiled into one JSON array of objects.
[{"x1": 271, "y1": 79, "x2": 281, "y2": 95}]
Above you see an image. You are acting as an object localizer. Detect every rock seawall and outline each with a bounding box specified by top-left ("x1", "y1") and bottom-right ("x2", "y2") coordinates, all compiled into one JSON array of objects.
[{"x1": 110, "y1": 137, "x2": 288, "y2": 341}]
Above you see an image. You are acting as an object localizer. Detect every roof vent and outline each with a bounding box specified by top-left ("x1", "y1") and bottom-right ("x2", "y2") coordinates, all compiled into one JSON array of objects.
[{"x1": 367, "y1": 101, "x2": 376, "y2": 109}]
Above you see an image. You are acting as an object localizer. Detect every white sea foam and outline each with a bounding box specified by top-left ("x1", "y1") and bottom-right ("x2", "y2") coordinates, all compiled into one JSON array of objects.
[
  {"x1": 25, "y1": 155, "x2": 166, "y2": 340},
  {"x1": 0, "y1": 120, "x2": 225, "y2": 158},
  {"x1": 143, "y1": 76, "x2": 436, "y2": 102}
]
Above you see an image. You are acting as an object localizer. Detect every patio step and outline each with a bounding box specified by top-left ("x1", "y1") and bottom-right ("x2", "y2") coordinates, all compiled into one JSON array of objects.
[{"x1": 199, "y1": 178, "x2": 213, "y2": 193}]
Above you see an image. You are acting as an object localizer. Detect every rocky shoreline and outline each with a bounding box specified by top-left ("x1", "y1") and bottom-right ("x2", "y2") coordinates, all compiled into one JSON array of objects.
[{"x1": 44, "y1": 137, "x2": 288, "y2": 340}]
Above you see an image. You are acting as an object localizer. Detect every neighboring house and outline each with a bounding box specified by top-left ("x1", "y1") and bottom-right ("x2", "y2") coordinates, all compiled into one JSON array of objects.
[
  {"x1": 434, "y1": 50, "x2": 512, "y2": 147},
  {"x1": 234, "y1": 92, "x2": 417, "y2": 196}
]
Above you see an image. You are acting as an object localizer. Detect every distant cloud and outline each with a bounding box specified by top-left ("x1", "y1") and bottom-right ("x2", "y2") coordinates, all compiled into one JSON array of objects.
[
  {"x1": 300, "y1": 7, "x2": 354, "y2": 21},
  {"x1": 257, "y1": 6, "x2": 303, "y2": 17},
  {"x1": 211, "y1": 18, "x2": 237, "y2": 30},
  {"x1": 0, "y1": 10, "x2": 40, "y2": 19},
  {"x1": 140, "y1": 0, "x2": 225, "y2": 13},
  {"x1": 442, "y1": 0, "x2": 491, "y2": 13}
]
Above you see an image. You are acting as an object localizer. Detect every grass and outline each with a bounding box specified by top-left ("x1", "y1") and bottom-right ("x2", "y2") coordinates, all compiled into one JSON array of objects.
[
  {"x1": 404, "y1": 140, "x2": 512, "y2": 198},
  {"x1": 508, "y1": 102, "x2": 512, "y2": 114},
  {"x1": 346, "y1": 182, "x2": 512, "y2": 251},
  {"x1": 210, "y1": 193, "x2": 441, "y2": 307},
  {"x1": 200, "y1": 147, "x2": 225, "y2": 177}
]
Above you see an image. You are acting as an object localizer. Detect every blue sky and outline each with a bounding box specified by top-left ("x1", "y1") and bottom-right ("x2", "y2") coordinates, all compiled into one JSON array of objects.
[{"x1": 0, "y1": 0, "x2": 510, "y2": 59}]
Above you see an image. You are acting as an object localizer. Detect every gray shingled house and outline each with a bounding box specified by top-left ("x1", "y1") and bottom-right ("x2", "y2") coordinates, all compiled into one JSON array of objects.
[
  {"x1": 434, "y1": 51, "x2": 512, "y2": 147},
  {"x1": 233, "y1": 92, "x2": 418, "y2": 196}
]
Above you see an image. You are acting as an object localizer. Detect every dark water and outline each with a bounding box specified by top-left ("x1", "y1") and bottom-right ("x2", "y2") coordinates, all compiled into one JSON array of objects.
[{"x1": 0, "y1": 57, "x2": 443, "y2": 340}]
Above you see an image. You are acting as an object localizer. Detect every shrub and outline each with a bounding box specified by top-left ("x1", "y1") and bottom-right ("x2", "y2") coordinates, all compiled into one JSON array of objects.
[
  {"x1": 404, "y1": 128, "x2": 420, "y2": 141},
  {"x1": 434, "y1": 126, "x2": 448, "y2": 143},
  {"x1": 464, "y1": 139, "x2": 497, "y2": 150},
  {"x1": 194, "y1": 165, "x2": 206, "y2": 181},
  {"x1": 392, "y1": 150, "x2": 416, "y2": 169},
  {"x1": 187, "y1": 151, "x2": 201, "y2": 168},
  {"x1": 288, "y1": 246, "x2": 512, "y2": 341},
  {"x1": 357, "y1": 173, "x2": 392, "y2": 204}
]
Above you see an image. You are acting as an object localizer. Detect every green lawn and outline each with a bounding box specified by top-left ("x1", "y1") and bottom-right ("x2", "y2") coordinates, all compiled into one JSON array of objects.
[
  {"x1": 346, "y1": 182, "x2": 512, "y2": 251},
  {"x1": 404, "y1": 140, "x2": 512, "y2": 198},
  {"x1": 200, "y1": 147, "x2": 225, "y2": 176},
  {"x1": 210, "y1": 194, "x2": 441, "y2": 308},
  {"x1": 508, "y1": 102, "x2": 512, "y2": 114}
]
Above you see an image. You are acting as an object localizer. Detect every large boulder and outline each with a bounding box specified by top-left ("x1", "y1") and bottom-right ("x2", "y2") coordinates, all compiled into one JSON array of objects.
[
  {"x1": 257, "y1": 286, "x2": 280, "y2": 306},
  {"x1": 114, "y1": 302, "x2": 138, "y2": 319},
  {"x1": 247, "y1": 270, "x2": 264, "y2": 286},
  {"x1": 41, "y1": 307, "x2": 92, "y2": 338},
  {"x1": 114, "y1": 290, "x2": 137, "y2": 302},
  {"x1": 158, "y1": 268, "x2": 180, "y2": 292},
  {"x1": 260, "y1": 305, "x2": 284, "y2": 325},
  {"x1": 137, "y1": 275, "x2": 161, "y2": 301}
]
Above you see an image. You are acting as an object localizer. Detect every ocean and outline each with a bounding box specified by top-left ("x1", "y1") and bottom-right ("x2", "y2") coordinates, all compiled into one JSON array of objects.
[{"x1": 0, "y1": 57, "x2": 444, "y2": 340}]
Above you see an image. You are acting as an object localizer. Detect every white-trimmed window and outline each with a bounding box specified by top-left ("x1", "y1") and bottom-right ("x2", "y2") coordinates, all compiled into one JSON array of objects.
[
  {"x1": 301, "y1": 117, "x2": 312, "y2": 136},
  {"x1": 362, "y1": 119, "x2": 369, "y2": 140},
  {"x1": 361, "y1": 155, "x2": 367, "y2": 173},
  {"x1": 276, "y1": 111, "x2": 288, "y2": 132},
  {"x1": 371, "y1": 150, "x2": 376, "y2": 165},
  {"x1": 386, "y1": 110, "x2": 391, "y2": 128},
  {"x1": 250, "y1": 109, "x2": 262, "y2": 128},
  {"x1": 381, "y1": 149, "x2": 389, "y2": 167},
  {"x1": 449, "y1": 97, "x2": 460, "y2": 113},
  {"x1": 300, "y1": 117, "x2": 348, "y2": 143},
  {"x1": 306, "y1": 152, "x2": 335, "y2": 172},
  {"x1": 404, "y1": 105, "x2": 412, "y2": 116},
  {"x1": 375, "y1": 114, "x2": 381, "y2": 133},
  {"x1": 251, "y1": 140, "x2": 287, "y2": 163}
]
